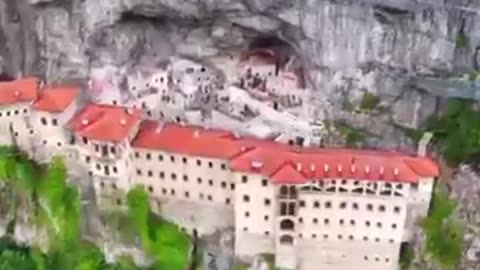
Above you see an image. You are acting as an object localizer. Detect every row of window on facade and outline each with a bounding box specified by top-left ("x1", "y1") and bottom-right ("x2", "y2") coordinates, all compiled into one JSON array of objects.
[
  {"x1": 241, "y1": 228, "x2": 397, "y2": 246},
  {"x1": 0, "y1": 108, "x2": 28, "y2": 117},
  {"x1": 297, "y1": 200, "x2": 402, "y2": 214},
  {"x1": 40, "y1": 117, "x2": 59, "y2": 126},
  {"x1": 136, "y1": 168, "x2": 235, "y2": 190},
  {"x1": 294, "y1": 217, "x2": 399, "y2": 230},
  {"x1": 134, "y1": 151, "x2": 228, "y2": 170}
]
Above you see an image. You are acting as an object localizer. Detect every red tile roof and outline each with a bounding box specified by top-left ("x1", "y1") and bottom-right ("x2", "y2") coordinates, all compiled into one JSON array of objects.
[
  {"x1": 132, "y1": 122, "x2": 439, "y2": 183},
  {"x1": 68, "y1": 103, "x2": 142, "y2": 143},
  {"x1": 33, "y1": 86, "x2": 78, "y2": 113},
  {"x1": 0, "y1": 77, "x2": 39, "y2": 105},
  {"x1": 132, "y1": 121, "x2": 244, "y2": 159}
]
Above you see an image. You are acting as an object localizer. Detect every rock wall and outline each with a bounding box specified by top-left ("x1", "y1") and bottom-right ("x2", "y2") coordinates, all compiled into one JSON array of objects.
[{"x1": 0, "y1": 0, "x2": 479, "y2": 149}]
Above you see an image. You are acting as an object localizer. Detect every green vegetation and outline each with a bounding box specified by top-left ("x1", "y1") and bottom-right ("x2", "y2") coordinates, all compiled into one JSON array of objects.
[
  {"x1": 261, "y1": 253, "x2": 275, "y2": 270},
  {"x1": 456, "y1": 31, "x2": 470, "y2": 49},
  {"x1": 399, "y1": 243, "x2": 415, "y2": 270},
  {"x1": 331, "y1": 121, "x2": 367, "y2": 147},
  {"x1": 360, "y1": 92, "x2": 380, "y2": 111},
  {"x1": 0, "y1": 146, "x2": 191, "y2": 270},
  {"x1": 421, "y1": 184, "x2": 464, "y2": 270},
  {"x1": 425, "y1": 98, "x2": 480, "y2": 166},
  {"x1": 234, "y1": 261, "x2": 249, "y2": 270},
  {"x1": 127, "y1": 186, "x2": 191, "y2": 270}
]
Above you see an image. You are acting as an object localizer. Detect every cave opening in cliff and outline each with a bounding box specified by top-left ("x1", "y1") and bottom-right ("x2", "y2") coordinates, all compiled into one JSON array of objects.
[
  {"x1": 119, "y1": 11, "x2": 168, "y2": 25},
  {"x1": 249, "y1": 36, "x2": 295, "y2": 71}
]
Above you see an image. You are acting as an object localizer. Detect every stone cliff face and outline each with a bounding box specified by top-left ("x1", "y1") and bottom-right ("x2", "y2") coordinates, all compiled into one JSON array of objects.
[{"x1": 1, "y1": 0, "x2": 479, "y2": 149}]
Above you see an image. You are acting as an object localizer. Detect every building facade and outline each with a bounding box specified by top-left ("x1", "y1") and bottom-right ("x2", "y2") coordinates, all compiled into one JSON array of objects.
[{"x1": 0, "y1": 77, "x2": 439, "y2": 270}]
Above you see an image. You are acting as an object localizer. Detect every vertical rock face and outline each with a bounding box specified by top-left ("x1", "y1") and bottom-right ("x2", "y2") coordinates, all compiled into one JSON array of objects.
[{"x1": 0, "y1": 0, "x2": 476, "y2": 146}]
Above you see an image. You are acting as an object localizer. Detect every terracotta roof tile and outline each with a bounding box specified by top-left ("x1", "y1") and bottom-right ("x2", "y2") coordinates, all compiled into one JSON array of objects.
[
  {"x1": 132, "y1": 121, "x2": 243, "y2": 159},
  {"x1": 68, "y1": 103, "x2": 142, "y2": 143},
  {"x1": 131, "y1": 121, "x2": 439, "y2": 183},
  {"x1": 0, "y1": 77, "x2": 39, "y2": 105},
  {"x1": 33, "y1": 86, "x2": 78, "y2": 113}
]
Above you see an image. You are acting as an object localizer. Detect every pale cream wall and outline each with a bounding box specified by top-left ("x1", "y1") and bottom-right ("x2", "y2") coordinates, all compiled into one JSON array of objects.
[
  {"x1": 131, "y1": 148, "x2": 236, "y2": 234},
  {"x1": 30, "y1": 102, "x2": 78, "y2": 161},
  {"x1": 0, "y1": 103, "x2": 32, "y2": 149},
  {"x1": 234, "y1": 172, "x2": 276, "y2": 258}
]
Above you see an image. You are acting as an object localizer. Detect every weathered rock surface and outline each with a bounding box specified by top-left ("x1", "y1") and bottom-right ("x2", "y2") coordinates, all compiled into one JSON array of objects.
[{"x1": 449, "y1": 166, "x2": 480, "y2": 270}]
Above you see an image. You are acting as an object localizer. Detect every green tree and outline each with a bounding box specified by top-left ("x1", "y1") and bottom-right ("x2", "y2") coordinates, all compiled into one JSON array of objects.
[{"x1": 421, "y1": 184, "x2": 464, "y2": 270}]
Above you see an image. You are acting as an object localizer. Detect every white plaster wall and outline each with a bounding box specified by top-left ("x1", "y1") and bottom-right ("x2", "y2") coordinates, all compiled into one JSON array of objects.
[
  {"x1": 234, "y1": 172, "x2": 276, "y2": 258},
  {"x1": 132, "y1": 148, "x2": 235, "y2": 234},
  {"x1": 298, "y1": 239, "x2": 400, "y2": 270},
  {"x1": 0, "y1": 104, "x2": 32, "y2": 150}
]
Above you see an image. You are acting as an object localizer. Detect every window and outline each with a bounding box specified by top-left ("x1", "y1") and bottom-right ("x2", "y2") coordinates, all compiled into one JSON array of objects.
[
  {"x1": 241, "y1": 175, "x2": 248, "y2": 183},
  {"x1": 197, "y1": 177, "x2": 202, "y2": 184},
  {"x1": 146, "y1": 153, "x2": 151, "y2": 160},
  {"x1": 52, "y1": 119, "x2": 58, "y2": 126},
  {"x1": 349, "y1": 235, "x2": 354, "y2": 240},
  {"x1": 264, "y1": 231, "x2": 269, "y2": 236},
  {"x1": 148, "y1": 186, "x2": 154, "y2": 193},
  {"x1": 100, "y1": 182, "x2": 105, "y2": 188},
  {"x1": 352, "y1": 203, "x2": 359, "y2": 210},
  {"x1": 376, "y1": 222, "x2": 382, "y2": 228},
  {"x1": 264, "y1": 215, "x2": 269, "y2": 221},
  {"x1": 208, "y1": 179, "x2": 213, "y2": 186},
  {"x1": 339, "y1": 219, "x2": 344, "y2": 225},
  {"x1": 208, "y1": 161, "x2": 213, "y2": 168},
  {"x1": 337, "y1": 235, "x2": 343, "y2": 240},
  {"x1": 243, "y1": 195, "x2": 250, "y2": 202},
  {"x1": 170, "y1": 156, "x2": 175, "y2": 162},
  {"x1": 299, "y1": 200, "x2": 305, "y2": 207},
  {"x1": 159, "y1": 172, "x2": 165, "y2": 179},
  {"x1": 313, "y1": 218, "x2": 318, "y2": 224},
  {"x1": 158, "y1": 154, "x2": 164, "y2": 161},
  {"x1": 135, "y1": 152, "x2": 140, "y2": 158},
  {"x1": 365, "y1": 221, "x2": 371, "y2": 227},
  {"x1": 243, "y1": 227, "x2": 248, "y2": 232},
  {"x1": 245, "y1": 212, "x2": 250, "y2": 217},
  {"x1": 324, "y1": 218, "x2": 330, "y2": 225},
  {"x1": 363, "y1": 236, "x2": 368, "y2": 241},
  {"x1": 221, "y1": 163, "x2": 227, "y2": 170},
  {"x1": 199, "y1": 193, "x2": 204, "y2": 199},
  {"x1": 85, "y1": 156, "x2": 91, "y2": 163},
  {"x1": 313, "y1": 201, "x2": 320, "y2": 208},
  {"x1": 110, "y1": 146, "x2": 116, "y2": 155},
  {"x1": 170, "y1": 189, "x2": 175, "y2": 195},
  {"x1": 148, "y1": 170, "x2": 153, "y2": 177},
  {"x1": 94, "y1": 145, "x2": 99, "y2": 152},
  {"x1": 83, "y1": 137, "x2": 88, "y2": 144},
  {"x1": 350, "y1": 220, "x2": 355, "y2": 225},
  {"x1": 162, "y1": 188, "x2": 167, "y2": 194},
  {"x1": 392, "y1": 223, "x2": 397, "y2": 229},
  {"x1": 225, "y1": 198, "x2": 230, "y2": 205},
  {"x1": 394, "y1": 206, "x2": 401, "y2": 214},
  {"x1": 41, "y1": 117, "x2": 47, "y2": 125},
  {"x1": 207, "y1": 195, "x2": 212, "y2": 201},
  {"x1": 379, "y1": 205, "x2": 386, "y2": 212},
  {"x1": 325, "y1": 201, "x2": 332, "y2": 208},
  {"x1": 183, "y1": 175, "x2": 188, "y2": 181},
  {"x1": 339, "y1": 202, "x2": 347, "y2": 209},
  {"x1": 185, "y1": 191, "x2": 190, "y2": 198},
  {"x1": 375, "y1": 238, "x2": 380, "y2": 242},
  {"x1": 262, "y1": 179, "x2": 268, "y2": 186},
  {"x1": 230, "y1": 183, "x2": 235, "y2": 190},
  {"x1": 221, "y1": 181, "x2": 227, "y2": 188},
  {"x1": 113, "y1": 166, "x2": 117, "y2": 173},
  {"x1": 116, "y1": 199, "x2": 121, "y2": 205},
  {"x1": 263, "y1": 199, "x2": 271, "y2": 206},
  {"x1": 196, "y1": 159, "x2": 202, "y2": 166},
  {"x1": 136, "y1": 169, "x2": 142, "y2": 176},
  {"x1": 280, "y1": 219, "x2": 294, "y2": 230},
  {"x1": 182, "y1": 157, "x2": 187, "y2": 164},
  {"x1": 171, "y1": 173, "x2": 177, "y2": 180},
  {"x1": 367, "y1": 204, "x2": 373, "y2": 211}
]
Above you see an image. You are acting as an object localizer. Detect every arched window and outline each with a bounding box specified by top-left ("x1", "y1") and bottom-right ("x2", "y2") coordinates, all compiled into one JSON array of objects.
[
  {"x1": 280, "y1": 219, "x2": 295, "y2": 230},
  {"x1": 288, "y1": 202, "x2": 296, "y2": 215},
  {"x1": 279, "y1": 235, "x2": 294, "y2": 245},
  {"x1": 280, "y1": 185, "x2": 288, "y2": 197},
  {"x1": 289, "y1": 186, "x2": 297, "y2": 198},
  {"x1": 280, "y1": 202, "x2": 288, "y2": 215}
]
